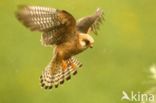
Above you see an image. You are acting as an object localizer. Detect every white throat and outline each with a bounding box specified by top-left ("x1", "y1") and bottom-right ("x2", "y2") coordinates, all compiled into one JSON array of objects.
[
  {"x1": 80, "y1": 40, "x2": 86, "y2": 47},
  {"x1": 79, "y1": 33, "x2": 94, "y2": 49}
]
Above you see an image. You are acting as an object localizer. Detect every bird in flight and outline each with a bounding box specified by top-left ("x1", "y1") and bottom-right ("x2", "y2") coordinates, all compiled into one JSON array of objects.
[{"x1": 16, "y1": 5, "x2": 104, "y2": 90}]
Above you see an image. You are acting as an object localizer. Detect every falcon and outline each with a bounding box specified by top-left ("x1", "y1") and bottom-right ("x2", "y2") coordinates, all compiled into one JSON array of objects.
[{"x1": 16, "y1": 5, "x2": 104, "y2": 90}]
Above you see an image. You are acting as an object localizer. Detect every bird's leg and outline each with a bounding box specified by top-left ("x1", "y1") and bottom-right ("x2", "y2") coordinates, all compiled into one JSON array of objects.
[{"x1": 61, "y1": 60, "x2": 67, "y2": 71}]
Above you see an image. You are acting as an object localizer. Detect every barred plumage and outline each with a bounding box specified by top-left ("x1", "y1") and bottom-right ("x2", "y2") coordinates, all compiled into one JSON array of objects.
[
  {"x1": 40, "y1": 57, "x2": 82, "y2": 89},
  {"x1": 16, "y1": 5, "x2": 76, "y2": 45},
  {"x1": 16, "y1": 5, "x2": 104, "y2": 90},
  {"x1": 16, "y1": 5, "x2": 59, "y2": 31}
]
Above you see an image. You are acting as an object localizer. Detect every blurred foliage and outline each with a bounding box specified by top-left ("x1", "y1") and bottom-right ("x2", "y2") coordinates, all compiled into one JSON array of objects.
[{"x1": 0, "y1": 0, "x2": 156, "y2": 103}]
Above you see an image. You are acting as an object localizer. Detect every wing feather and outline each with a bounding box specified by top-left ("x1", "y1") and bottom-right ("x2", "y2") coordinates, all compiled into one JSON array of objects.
[
  {"x1": 76, "y1": 8, "x2": 104, "y2": 34},
  {"x1": 16, "y1": 5, "x2": 76, "y2": 45}
]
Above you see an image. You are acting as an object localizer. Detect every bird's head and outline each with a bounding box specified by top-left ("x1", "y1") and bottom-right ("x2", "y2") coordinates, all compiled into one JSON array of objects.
[{"x1": 79, "y1": 33, "x2": 94, "y2": 49}]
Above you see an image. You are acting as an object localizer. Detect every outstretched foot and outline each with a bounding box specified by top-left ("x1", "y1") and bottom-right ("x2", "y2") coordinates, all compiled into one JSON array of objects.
[{"x1": 61, "y1": 60, "x2": 67, "y2": 71}]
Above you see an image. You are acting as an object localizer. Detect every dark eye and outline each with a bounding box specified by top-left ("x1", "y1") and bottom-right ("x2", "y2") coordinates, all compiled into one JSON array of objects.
[{"x1": 84, "y1": 39, "x2": 90, "y2": 45}]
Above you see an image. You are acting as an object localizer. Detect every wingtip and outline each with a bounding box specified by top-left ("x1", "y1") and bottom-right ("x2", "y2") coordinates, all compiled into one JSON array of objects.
[
  {"x1": 15, "y1": 5, "x2": 27, "y2": 21},
  {"x1": 96, "y1": 8, "x2": 105, "y2": 21},
  {"x1": 96, "y1": 8, "x2": 101, "y2": 12},
  {"x1": 96, "y1": 8, "x2": 103, "y2": 13}
]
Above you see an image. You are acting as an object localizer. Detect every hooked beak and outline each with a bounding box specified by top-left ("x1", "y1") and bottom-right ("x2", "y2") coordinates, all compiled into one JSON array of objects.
[{"x1": 89, "y1": 43, "x2": 94, "y2": 48}]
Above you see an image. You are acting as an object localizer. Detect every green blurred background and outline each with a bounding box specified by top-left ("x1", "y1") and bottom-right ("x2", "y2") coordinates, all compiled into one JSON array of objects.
[{"x1": 0, "y1": 0, "x2": 156, "y2": 103}]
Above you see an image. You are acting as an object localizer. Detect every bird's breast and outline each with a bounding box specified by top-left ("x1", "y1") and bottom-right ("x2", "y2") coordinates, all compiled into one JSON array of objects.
[{"x1": 56, "y1": 38, "x2": 85, "y2": 59}]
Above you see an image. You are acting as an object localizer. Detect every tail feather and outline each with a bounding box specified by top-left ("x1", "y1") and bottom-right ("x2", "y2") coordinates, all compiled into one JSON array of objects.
[{"x1": 40, "y1": 57, "x2": 82, "y2": 90}]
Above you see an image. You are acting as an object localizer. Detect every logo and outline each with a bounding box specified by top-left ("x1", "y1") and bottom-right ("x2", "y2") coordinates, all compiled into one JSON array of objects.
[{"x1": 121, "y1": 91, "x2": 155, "y2": 102}]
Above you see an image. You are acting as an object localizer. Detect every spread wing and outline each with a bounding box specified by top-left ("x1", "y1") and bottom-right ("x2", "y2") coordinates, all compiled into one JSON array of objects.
[
  {"x1": 76, "y1": 8, "x2": 104, "y2": 34},
  {"x1": 16, "y1": 5, "x2": 76, "y2": 44}
]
